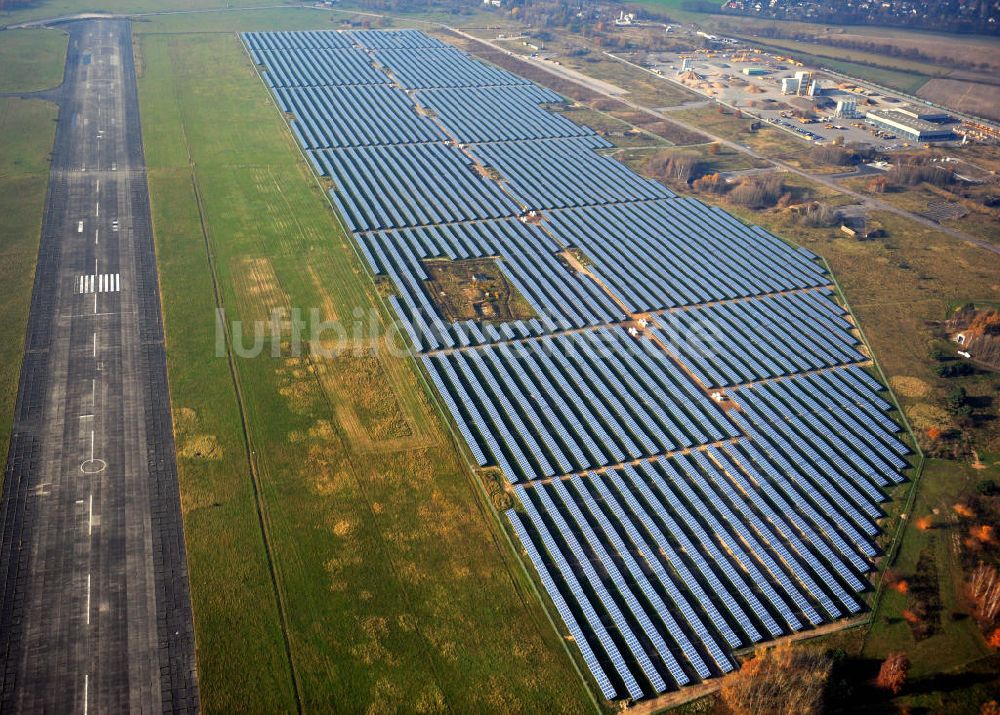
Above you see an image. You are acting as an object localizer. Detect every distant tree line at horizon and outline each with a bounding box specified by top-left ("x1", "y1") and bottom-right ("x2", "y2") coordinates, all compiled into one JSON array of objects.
[{"x1": 683, "y1": 0, "x2": 999, "y2": 36}]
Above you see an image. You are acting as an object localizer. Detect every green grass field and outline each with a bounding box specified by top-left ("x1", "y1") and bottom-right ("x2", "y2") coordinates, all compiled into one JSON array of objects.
[
  {"x1": 0, "y1": 98, "x2": 58, "y2": 489},
  {"x1": 133, "y1": 6, "x2": 353, "y2": 34},
  {"x1": 863, "y1": 459, "x2": 995, "y2": 675},
  {"x1": 670, "y1": 105, "x2": 809, "y2": 157},
  {"x1": 743, "y1": 39, "x2": 935, "y2": 95},
  {"x1": 0, "y1": 28, "x2": 67, "y2": 92},
  {"x1": 138, "y1": 31, "x2": 596, "y2": 714},
  {"x1": 859, "y1": 459, "x2": 999, "y2": 713},
  {"x1": 0, "y1": 0, "x2": 276, "y2": 26}
]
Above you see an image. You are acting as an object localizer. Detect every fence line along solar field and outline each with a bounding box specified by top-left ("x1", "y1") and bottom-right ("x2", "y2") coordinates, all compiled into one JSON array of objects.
[{"x1": 244, "y1": 28, "x2": 911, "y2": 705}]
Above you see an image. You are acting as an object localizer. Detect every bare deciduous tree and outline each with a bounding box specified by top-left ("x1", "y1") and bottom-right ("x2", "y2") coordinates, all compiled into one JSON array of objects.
[
  {"x1": 970, "y1": 562, "x2": 1000, "y2": 622},
  {"x1": 645, "y1": 151, "x2": 702, "y2": 184},
  {"x1": 727, "y1": 173, "x2": 785, "y2": 209},
  {"x1": 719, "y1": 643, "x2": 831, "y2": 715}
]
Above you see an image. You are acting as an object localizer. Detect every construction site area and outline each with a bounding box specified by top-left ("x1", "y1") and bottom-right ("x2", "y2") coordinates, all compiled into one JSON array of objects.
[{"x1": 648, "y1": 48, "x2": 982, "y2": 151}]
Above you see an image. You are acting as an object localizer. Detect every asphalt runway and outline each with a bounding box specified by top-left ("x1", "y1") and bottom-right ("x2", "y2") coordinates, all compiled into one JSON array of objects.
[{"x1": 0, "y1": 19, "x2": 198, "y2": 713}]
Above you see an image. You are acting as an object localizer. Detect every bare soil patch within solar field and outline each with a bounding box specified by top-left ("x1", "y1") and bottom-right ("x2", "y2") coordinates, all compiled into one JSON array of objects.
[{"x1": 423, "y1": 257, "x2": 538, "y2": 324}]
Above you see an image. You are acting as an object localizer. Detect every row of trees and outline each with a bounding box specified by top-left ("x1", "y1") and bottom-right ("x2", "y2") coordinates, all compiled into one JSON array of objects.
[
  {"x1": 809, "y1": 143, "x2": 877, "y2": 168},
  {"x1": 719, "y1": 644, "x2": 831, "y2": 715},
  {"x1": 719, "y1": 644, "x2": 913, "y2": 714},
  {"x1": 715, "y1": 0, "x2": 1000, "y2": 36},
  {"x1": 887, "y1": 158, "x2": 957, "y2": 188},
  {"x1": 727, "y1": 173, "x2": 786, "y2": 209},
  {"x1": 709, "y1": 24, "x2": 997, "y2": 73},
  {"x1": 645, "y1": 151, "x2": 703, "y2": 184},
  {"x1": 645, "y1": 150, "x2": 791, "y2": 211},
  {"x1": 971, "y1": 563, "x2": 1000, "y2": 623}
]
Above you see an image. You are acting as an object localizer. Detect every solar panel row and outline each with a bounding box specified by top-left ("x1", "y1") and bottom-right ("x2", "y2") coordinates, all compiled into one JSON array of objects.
[
  {"x1": 254, "y1": 47, "x2": 388, "y2": 87},
  {"x1": 652, "y1": 289, "x2": 866, "y2": 387},
  {"x1": 418, "y1": 85, "x2": 591, "y2": 143},
  {"x1": 543, "y1": 199, "x2": 829, "y2": 312},
  {"x1": 509, "y1": 440, "x2": 887, "y2": 698},
  {"x1": 275, "y1": 85, "x2": 445, "y2": 148},
  {"x1": 506, "y1": 509, "x2": 618, "y2": 700},
  {"x1": 310, "y1": 143, "x2": 521, "y2": 231},
  {"x1": 471, "y1": 137, "x2": 673, "y2": 209},
  {"x1": 516, "y1": 490, "x2": 643, "y2": 699},
  {"x1": 375, "y1": 47, "x2": 531, "y2": 89},
  {"x1": 422, "y1": 330, "x2": 736, "y2": 482}
]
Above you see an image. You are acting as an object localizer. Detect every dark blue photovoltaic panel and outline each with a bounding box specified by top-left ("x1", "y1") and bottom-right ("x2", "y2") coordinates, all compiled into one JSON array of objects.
[
  {"x1": 471, "y1": 137, "x2": 673, "y2": 209},
  {"x1": 374, "y1": 47, "x2": 531, "y2": 89},
  {"x1": 417, "y1": 85, "x2": 592, "y2": 143},
  {"x1": 652, "y1": 290, "x2": 865, "y2": 387},
  {"x1": 276, "y1": 85, "x2": 446, "y2": 148},
  {"x1": 544, "y1": 199, "x2": 829, "y2": 312},
  {"x1": 251, "y1": 47, "x2": 387, "y2": 87},
  {"x1": 311, "y1": 143, "x2": 521, "y2": 231}
]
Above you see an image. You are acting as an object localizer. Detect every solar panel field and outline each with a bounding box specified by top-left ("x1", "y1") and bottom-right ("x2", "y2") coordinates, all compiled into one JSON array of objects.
[{"x1": 245, "y1": 28, "x2": 912, "y2": 705}]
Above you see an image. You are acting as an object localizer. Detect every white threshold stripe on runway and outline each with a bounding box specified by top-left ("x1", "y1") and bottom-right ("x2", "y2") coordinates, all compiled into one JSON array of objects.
[{"x1": 75, "y1": 273, "x2": 121, "y2": 294}]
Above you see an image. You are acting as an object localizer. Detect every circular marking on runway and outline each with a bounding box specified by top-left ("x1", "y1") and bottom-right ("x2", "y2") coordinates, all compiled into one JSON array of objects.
[{"x1": 80, "y1": 459, "x2": 107, "y2": 474}]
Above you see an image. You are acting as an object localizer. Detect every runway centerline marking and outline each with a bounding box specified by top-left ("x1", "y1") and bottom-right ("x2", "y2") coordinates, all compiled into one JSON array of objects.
[{"x1": 85, "y1": 574, "x2": 91, "y2": 625}]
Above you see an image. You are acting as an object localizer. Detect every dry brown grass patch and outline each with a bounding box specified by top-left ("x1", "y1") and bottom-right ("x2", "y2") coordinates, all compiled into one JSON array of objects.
[
  {"x1": 231, "y1": 256, "x2": 291, "y2": 326},
  {"x1": 906, "y1": 402, "x2": 953, "y2": 432},
  {"x1": 316, "y1": 354, "x2": 414, "y2": 444},
  {"x1": 173, "y1": 406, "x2": 222, "y2": 461},
  {"x1": 891, "y1": 375, "x2": 931, "y2": 398},
  {"x1": 177, "y1": 434, "x2": 222, "y2": 461},
  {"x1": 306, "y1": 264, "x2": 339, "y2": 324}
]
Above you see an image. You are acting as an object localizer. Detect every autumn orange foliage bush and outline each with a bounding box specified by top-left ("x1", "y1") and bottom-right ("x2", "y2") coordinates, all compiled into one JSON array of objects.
[
  {"x1": 971, "y1": 525, "x2": 995, "y2": 543},
  {"x1": 964, "y1": 310, "x2": 1000, "y2": 339},
  {"x1": 875, "y1": 651, "x2": 910, "y2": 695},
  {"x1": 955, "y1": 503, "x2": 976, "y2": 518}
]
